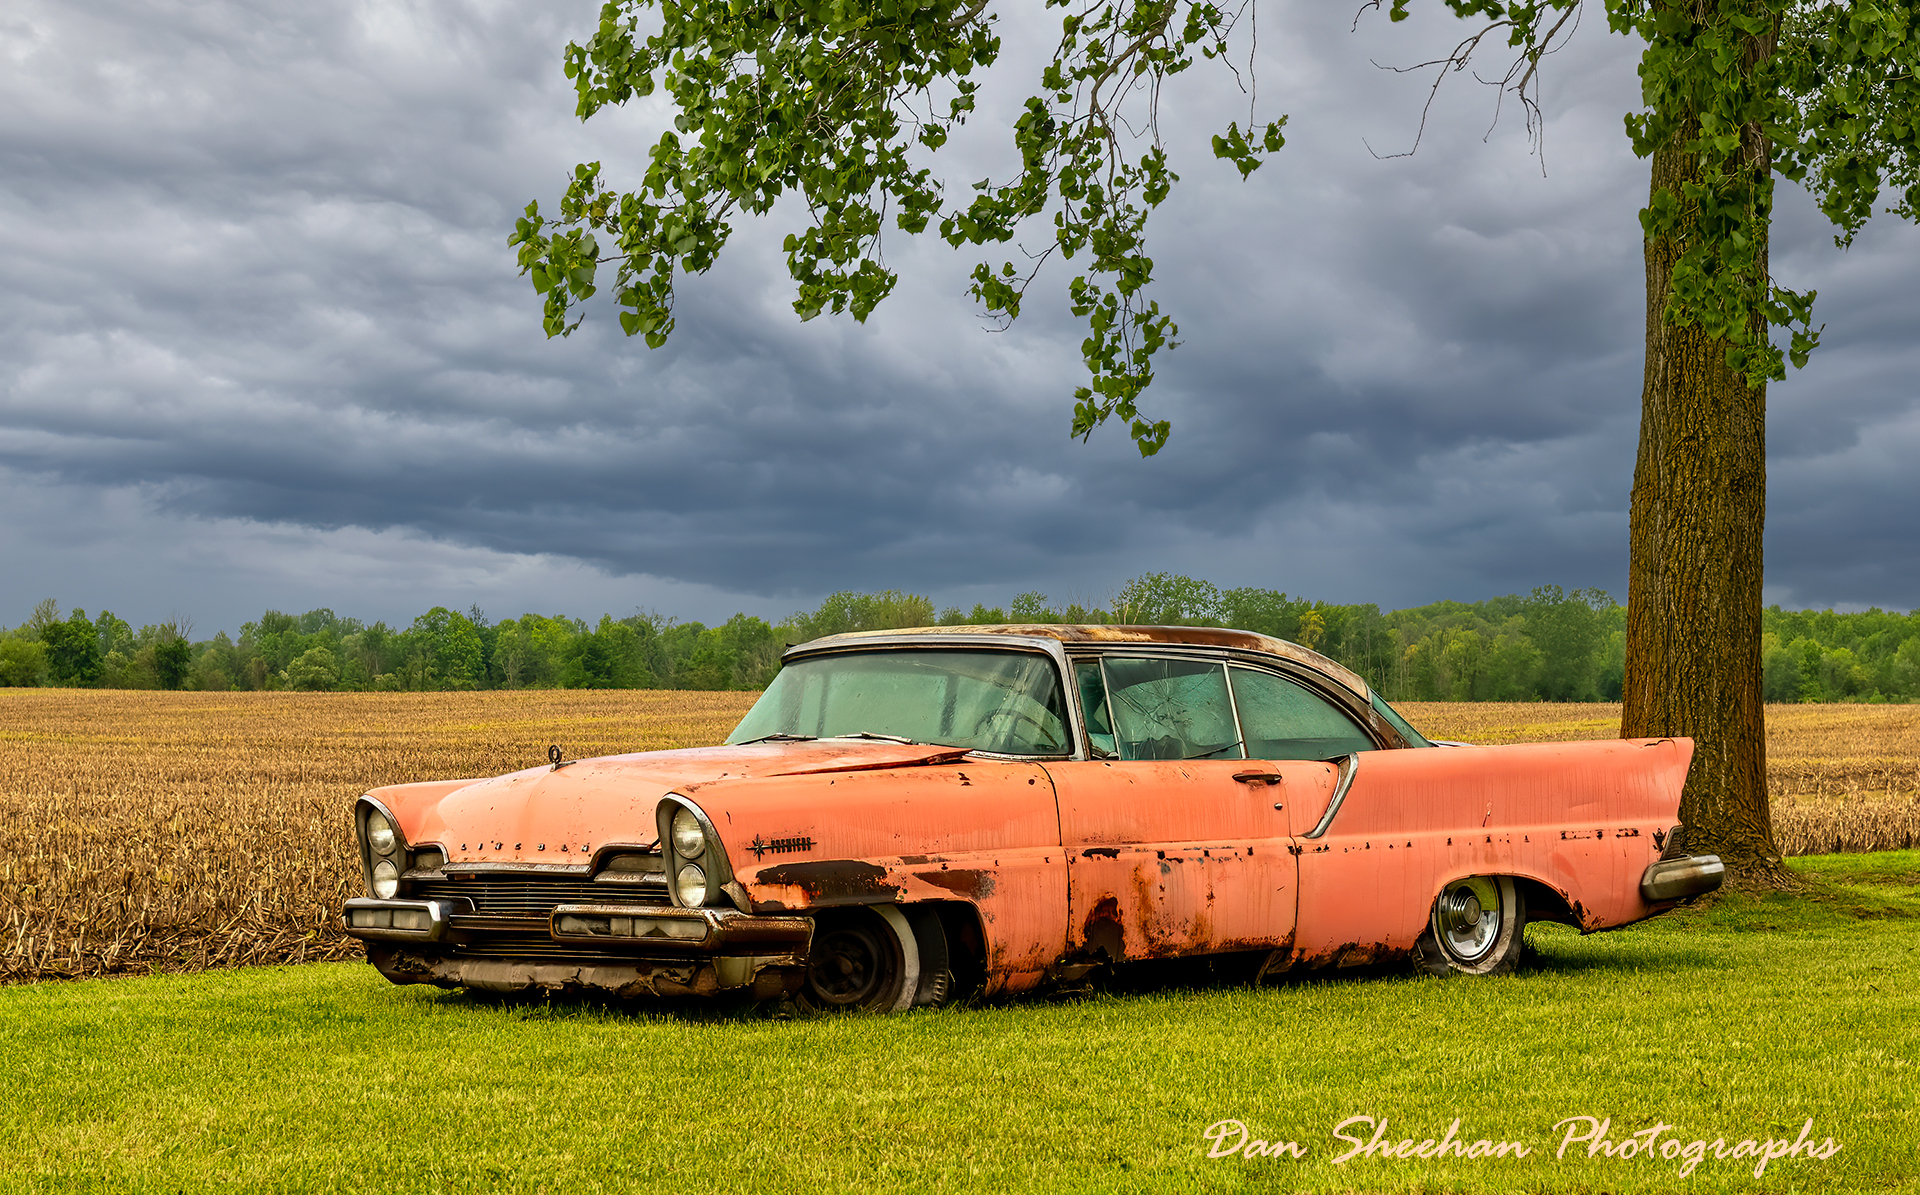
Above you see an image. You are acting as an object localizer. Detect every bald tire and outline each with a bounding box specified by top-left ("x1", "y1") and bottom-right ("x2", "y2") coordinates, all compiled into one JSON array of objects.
[{"x1": 797, "y1": 905, "x2": 921, "y2": 1013}]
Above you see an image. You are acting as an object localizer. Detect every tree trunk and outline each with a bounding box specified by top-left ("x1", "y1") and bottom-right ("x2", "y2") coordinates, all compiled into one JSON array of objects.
[{"x1": 1621, "y1": 133, "x2": 1789, "y2": 887}]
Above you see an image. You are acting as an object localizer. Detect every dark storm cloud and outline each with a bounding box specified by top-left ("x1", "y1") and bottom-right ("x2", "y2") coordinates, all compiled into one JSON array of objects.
[{"x1": 1, "y1": 0, "x2": 1916, "y2": 631}]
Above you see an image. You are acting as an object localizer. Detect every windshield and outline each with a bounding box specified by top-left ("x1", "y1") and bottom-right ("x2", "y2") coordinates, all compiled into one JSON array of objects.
[{"x1": 727, "y1": 649, "x2": 1072, "y2": 755}]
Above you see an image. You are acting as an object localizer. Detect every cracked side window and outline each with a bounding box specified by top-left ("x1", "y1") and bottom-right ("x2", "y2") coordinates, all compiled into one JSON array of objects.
[{"x1": 1102, "y1": 657, "x2": 1243, "y2": 761}]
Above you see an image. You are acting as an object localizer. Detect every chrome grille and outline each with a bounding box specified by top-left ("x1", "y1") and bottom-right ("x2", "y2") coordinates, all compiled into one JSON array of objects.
[{"x1": 410, "y1": 876, "x2": 670, "y2": 915}]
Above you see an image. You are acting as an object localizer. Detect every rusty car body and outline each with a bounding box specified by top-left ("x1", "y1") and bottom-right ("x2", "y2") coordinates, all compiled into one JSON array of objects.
[{"x1": 342, "y1": 625, "x2": 1725, "y2": 1010}]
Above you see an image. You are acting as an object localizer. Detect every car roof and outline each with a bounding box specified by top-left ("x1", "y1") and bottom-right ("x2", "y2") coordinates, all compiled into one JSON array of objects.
[{"x1": 797, "y1": 624, "x2": 1373, "y2": 701}]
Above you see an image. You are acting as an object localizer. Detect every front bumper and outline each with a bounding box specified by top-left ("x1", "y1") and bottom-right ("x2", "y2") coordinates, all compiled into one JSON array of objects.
[
  {"x1": 343, "y1": 898, "x2": 814, "y2": 998},
  {"x1": 1640, "y1": 853, "x2": 1726, "y2": 902}
]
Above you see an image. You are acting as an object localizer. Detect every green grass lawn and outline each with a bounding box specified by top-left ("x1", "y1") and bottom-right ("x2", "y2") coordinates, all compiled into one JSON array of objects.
[{"x1": 4, "y1": 854, "x2": 1918, "y2": 1194}]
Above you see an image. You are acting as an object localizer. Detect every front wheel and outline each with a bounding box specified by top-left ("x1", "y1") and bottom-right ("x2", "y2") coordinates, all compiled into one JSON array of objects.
[
  {"x1": 1415, "y1": 876, "x2": 1524, "y2": 977},
  {"x1": 797, "y1": 906, "x2": 922, "y2": 1012}
]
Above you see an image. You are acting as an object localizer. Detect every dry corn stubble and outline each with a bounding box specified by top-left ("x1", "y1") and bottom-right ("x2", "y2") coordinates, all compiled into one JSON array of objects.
[
  {"x1": 0, "y1": 689, "x2": 754, "y2": 983},
  {"x1": 3, "y1": 693, "x2": 1914, "y2": 983}
]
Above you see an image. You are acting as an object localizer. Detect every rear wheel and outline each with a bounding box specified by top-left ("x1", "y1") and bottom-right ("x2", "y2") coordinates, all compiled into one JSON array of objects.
[
  {"x1": 1416, "y1": 876, "x2": 1524, "y2": 977},
  {"x1": 798, "y1": 906, "x2": 921, "y2": 1012}
]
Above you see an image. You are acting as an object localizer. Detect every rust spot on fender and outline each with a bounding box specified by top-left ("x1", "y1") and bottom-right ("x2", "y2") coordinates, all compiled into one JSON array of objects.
[
  {"x1": 1132, "y1": 866, "x2": 1174, "y2": 956},
  {"x1": 913, "y1": 869, "x2": 996, "y2": 899},
  {"x1": 1082, "y1": 895, "x2": 1125, "y2": 961},
  {"x1": 756, "y1": 859, "x2": 898, "y2": 903},
  {"x1": 1081, "y1": 846, "x2": 1121, "y2": 859},
  {"x1": 1189, "y1": 907, "x2": 1214, "y2": 952}
]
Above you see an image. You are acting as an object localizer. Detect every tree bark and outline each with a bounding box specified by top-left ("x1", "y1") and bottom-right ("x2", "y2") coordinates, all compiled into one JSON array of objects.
[{"x1": 1621, "y1": 130, "x2": 1790, "y2": 886}]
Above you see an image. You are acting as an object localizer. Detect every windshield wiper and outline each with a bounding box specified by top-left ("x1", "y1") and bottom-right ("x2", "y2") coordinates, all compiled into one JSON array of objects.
[
  {"x1": 835, "y1": 731, "x2": 916, "y2": 744},
  {"x1": 737, "y1": 733, "x2": 818, "y2": 745}
]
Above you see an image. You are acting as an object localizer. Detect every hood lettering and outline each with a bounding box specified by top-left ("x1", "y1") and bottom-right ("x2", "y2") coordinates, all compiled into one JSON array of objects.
[{"x1": 751, "y1": 834, "x2": 815, "y2": 860}]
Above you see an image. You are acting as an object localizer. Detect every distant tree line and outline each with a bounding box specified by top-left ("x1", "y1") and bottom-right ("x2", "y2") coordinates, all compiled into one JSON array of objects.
[{"x1": 2, "y1": 580, "x2": 1915, "y2": 702}]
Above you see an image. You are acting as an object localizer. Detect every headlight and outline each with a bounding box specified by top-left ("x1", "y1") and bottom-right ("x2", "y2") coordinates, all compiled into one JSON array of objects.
[
  {"x1": 372, "y1": 859, "x2": 399, "y2": 899},
  {"x1": 670, "y1": 808, "x2": 706, "y2": 859},
  {"x1": 674, "y1": 863, "x2": 707, "y2": 907},
  {"x1": 367, "y1": 811, "x2": 396, "y2": 855}
]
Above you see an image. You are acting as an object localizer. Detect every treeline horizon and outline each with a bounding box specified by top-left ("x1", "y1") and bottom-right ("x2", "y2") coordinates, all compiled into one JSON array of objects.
[{"x1": 3, "y1": 575, "x2": 1917, "y2": 704}]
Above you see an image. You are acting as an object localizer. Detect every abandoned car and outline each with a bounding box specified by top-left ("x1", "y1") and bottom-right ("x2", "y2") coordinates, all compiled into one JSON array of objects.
[{"x1": 343, "y1": 625, "x2": 1724, "y2": 1010}]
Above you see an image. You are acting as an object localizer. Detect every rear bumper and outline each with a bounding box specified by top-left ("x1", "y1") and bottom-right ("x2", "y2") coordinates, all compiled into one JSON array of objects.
[
  {"x1": 344, "y1": 898, "x2": 814, "y2": 997},
  {"x1": 1640, "y1": 854, "x2": 1725, "y2": 902}
]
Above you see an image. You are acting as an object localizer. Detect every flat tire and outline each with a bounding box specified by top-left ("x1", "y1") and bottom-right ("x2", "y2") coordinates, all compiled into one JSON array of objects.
[{"x1": 1415, "y1": 876, "x2": 1525, "y2": 977}]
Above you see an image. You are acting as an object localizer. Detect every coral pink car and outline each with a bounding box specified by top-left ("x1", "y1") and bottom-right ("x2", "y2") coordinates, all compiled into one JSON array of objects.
[{"x1": 342, "y1": 626, "x2": 1723, "y2": 1010}]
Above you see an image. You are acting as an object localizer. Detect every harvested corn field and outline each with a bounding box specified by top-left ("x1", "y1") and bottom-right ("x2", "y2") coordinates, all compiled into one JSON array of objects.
[
  {"x1": 3, "y1": 692, "x2": 1915, "y2": 982},
  {"x1": 0, "y1": 689, "x2": 755, "y2": 983},
  {"x1": 1757, "y1": 704, "x2": 1920, "y2": 858}
]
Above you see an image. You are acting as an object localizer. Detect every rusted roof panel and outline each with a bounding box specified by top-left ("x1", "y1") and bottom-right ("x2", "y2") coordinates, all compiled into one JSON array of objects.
[{"x1": 804, "y1": 624, "x2": 1372, "y2": 700}]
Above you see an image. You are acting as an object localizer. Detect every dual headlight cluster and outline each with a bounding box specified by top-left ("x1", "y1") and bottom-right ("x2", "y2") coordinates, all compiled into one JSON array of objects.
[
  {"x1": 365, "y1": 808, "x2": 403, "y2": 899},
  {"x1": 357, "y1": 795, "x2": 719, "y2": 908},
  {"x1": 669, "y1": 806, "x2": 710, "y2": 906}
]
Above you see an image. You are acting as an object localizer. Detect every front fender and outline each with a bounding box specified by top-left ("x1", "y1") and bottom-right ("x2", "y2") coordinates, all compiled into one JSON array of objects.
[
  {"x1": 363, "y1": 778, "x2": 487, "y2": 845},
  {"x1": 683, "y1": 761, "x2": 1068, "y2": 992}
]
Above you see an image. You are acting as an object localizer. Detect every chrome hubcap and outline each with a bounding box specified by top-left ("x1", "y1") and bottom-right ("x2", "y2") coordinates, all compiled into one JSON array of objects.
[{"x1": 1435, "y1": 877, "x2": 1501, "y2": 962}]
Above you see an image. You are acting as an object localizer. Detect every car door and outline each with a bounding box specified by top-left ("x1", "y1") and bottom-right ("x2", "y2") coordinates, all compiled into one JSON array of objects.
[
  {"x1": 1046, "y1": 655, "x2": 1308, "y2": 963},
  {"x1": 1227, "y1": 665, "x2": 1441, "y2": 966}
]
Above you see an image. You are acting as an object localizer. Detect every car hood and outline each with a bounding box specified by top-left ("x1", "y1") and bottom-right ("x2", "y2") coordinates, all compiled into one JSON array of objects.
[{"x1": 384, "y1": 739, "x2": 971, "y2": 866}]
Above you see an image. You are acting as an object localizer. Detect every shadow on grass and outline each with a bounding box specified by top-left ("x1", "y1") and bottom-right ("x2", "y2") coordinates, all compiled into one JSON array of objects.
[
  {"x1": 1661, "y1": 876, "x2": 1920, "y2": 933},
  {"x1": 402, "y1": 861, "x2": 1920, "y2": 1023},
  {"x1": 409, "y1": 933, "x2": 1722, "y2": 1026},
  {"x1": 1518, "y1": 926, "x2": 1719, "y2": 975}
]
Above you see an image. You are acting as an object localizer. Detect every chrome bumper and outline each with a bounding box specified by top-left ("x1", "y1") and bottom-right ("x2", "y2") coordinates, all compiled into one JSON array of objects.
[
  {"x1": 342, "y1": 897, "x2": 813, "y2": 956},
  {"x1": 1640, "y1": 853, "x2": 1725, "y2": 902},
  {"x1": 342, "y1": 897, "x2": 458, "y2": 941},
  {"x1": 363, "y1": 946, "x2": 807, "y2": 999},
  {"x1": 345, "y1": 898, "x2": 816, "y2": 998}
]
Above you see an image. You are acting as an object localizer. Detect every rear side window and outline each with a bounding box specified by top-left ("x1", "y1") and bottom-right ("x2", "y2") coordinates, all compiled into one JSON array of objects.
[
  {"x1": 1228, "y1": 668, "x2": 1376, "y2": 760},
  {"x1": 1370, "y1": 692, "x2": 1433, "y2": 747}
]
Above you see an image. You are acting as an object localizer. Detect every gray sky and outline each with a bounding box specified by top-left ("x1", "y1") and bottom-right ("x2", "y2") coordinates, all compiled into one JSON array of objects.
[{"x1": 3, "y1": 0, "x2": 1915, "y2": 635}]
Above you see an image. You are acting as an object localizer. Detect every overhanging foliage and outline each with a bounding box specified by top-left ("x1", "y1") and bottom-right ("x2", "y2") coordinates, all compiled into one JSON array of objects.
[
  {"x1": 509, "y1": 0, "x2": 1285, "y2": 456},
  {"x1": 512, "y1": 0, "x2": 1920, "y2": 447}
]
